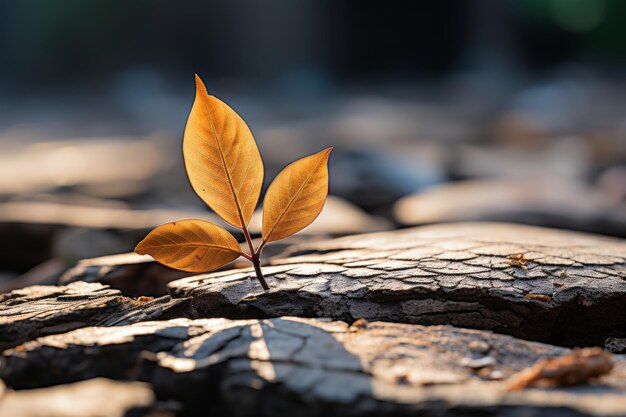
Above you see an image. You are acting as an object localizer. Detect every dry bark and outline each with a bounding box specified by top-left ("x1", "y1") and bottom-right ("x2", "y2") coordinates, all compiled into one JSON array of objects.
[
  {"x1": 168, "y1": 222, "x2": 626, "y2": 346},
  {"x1": 2, "y1": 317, "x2": 625, "y2": 417},
  {"x1": 59, "y1": 253, "x2": 189, "y2": 297},
  {"x1": 3, "y1": 222, "x2": 626, "y2": 415},
  {"x1": 0, "y1": 378, "x2": 162, "y2": 417},
  {"x1": 0, "y1": 281, "x2": 190, "y2": 350}
]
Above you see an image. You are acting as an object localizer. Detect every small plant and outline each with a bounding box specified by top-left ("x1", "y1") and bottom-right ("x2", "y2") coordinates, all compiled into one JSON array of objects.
[{"x1": 135, "y1": 75, "x2": 332, "y2": 290}]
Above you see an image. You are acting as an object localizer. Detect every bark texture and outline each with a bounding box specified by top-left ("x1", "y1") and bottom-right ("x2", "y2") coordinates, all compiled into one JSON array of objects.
[
  {"x1": 168, "y1": 222, "x2": 626, "y2": 346},
  {"x1": 60, "y1": 253, "x2": 188, "y2": 297},
  {"x1": 2, "y1": 317, "x2": 625, "y2": 417},
  {"x1": 2, "y1": 222, "x2": 626, "y2": 416},
  {"x1": 0, "y1": 281, "x2": 190, "y2": 350}
]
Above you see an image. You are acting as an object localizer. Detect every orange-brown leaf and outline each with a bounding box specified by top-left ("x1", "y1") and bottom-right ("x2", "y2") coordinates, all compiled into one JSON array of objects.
[
  {"x1": 183, "y1": 75, "x2": 264, "y2": 228},
  {"x1": 262, "y1": 148, "x2": 332, "y2": 243},
  {"x1": 135, "y1": 219, "x2": 242, "y2": 272}
]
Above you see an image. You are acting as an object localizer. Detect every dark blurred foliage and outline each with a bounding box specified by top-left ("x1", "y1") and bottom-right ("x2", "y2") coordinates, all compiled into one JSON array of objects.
[{"x1": 1, "y1": 0, "x2": 626, "y2": 91}]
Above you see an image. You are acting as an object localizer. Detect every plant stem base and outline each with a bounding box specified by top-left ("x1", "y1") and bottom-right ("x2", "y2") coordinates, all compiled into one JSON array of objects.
[{"x1": 251, "y1": 257, "x2": 269, "y2": 290}]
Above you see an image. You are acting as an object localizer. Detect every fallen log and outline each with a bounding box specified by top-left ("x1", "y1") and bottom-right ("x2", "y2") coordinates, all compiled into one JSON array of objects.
[
  {"x1": 0, "y1": 281, "x2": 190, "y2": 350},
  {"x1": 168, "y1": 222, "x2": 626, "y2": 346},
  {"x1": 2, "y1": 317, "x2": 625, "y2": 416},
  {"x1": 59, "y1": 253, "x2": 189, "y2": 297}
]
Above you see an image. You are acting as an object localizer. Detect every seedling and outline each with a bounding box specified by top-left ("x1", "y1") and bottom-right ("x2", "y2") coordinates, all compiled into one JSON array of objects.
[{"x1": 135, "y1": 75, "x2": 332, "y2": 290}]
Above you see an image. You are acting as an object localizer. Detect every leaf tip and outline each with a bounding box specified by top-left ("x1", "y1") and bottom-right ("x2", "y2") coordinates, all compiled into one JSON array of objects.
[
  {"x1": 319, "y1": 147, "x2": 333, "y2": 164},
  {"x1": 193, "y1": 74, "x2": 208, "y2": 95},
  {"x1": 134, "y1": 240, "x2": 147, "y2": 256}
]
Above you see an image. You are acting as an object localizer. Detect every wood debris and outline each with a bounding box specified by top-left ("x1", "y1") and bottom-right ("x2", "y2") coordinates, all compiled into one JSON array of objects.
[
  {"x1": 508, "y1": 253, "x2": 528, "y2": 269},
  {"x1": 507, "y1": 347, "x2": 614, "y2": 391},
  {"x1": 526, "y1": 293, "x2": 552, "y2": 303}
]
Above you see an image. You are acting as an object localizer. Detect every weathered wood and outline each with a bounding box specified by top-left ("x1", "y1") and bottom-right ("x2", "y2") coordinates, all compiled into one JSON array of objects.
[
  {"x1": 0, "y1": 378, "x2": 162, "y2": 417},
  {"x1": 59, "y1": 253, "x2": 189, "y2": 297},
  {"x1": 168, "y1": 222, "x2": 626, "y2": 346},
  {"x1": 393, "y1": 179, "x2": 626, "y2": 237},
  {"x1": 0, "y1": 281, "x2": 190, "y2": 350},
  {"x1": 2, "y1": 317, "x2": 625, "y2": 416}
]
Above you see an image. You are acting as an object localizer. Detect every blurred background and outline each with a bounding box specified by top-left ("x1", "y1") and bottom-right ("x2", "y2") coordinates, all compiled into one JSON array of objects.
[{"x1": 1, "y1": 0, "x2": 625, "y2": 292}]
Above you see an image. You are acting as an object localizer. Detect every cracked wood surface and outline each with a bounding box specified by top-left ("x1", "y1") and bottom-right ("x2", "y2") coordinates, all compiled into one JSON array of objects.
[
  {"x1": 168, "y1": 222, "x2": 626, "y2": 346},
  {"x1": 0, "y1": 378, "x2": 160, "y2": 417},
  {"x1": 2, "y1": 317, "x2": 625, "y2": 417},
  {"x1": 59, "y1": 252, "x2": 189, "y2": 297},
  {"x1": 0, "y1": 281, "x2": 190, "y2": 350}
]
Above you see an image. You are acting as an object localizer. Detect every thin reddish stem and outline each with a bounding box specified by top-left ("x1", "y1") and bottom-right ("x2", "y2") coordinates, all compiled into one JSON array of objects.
[
  {"x1": 241, "y1": 226, "x2": 256, "y2": 257},
  {"x1": 257, "y1": 241, "x2": 266, "y2": 255},
  {"x1": 241, "y1": 225, "x2": 269, "y2": 290}
]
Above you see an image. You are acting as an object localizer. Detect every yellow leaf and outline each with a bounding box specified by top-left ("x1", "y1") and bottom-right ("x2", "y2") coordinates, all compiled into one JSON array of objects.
[
  {"x1": 262, "y1": 148, "x2": 332, "y2": 243},
  {"x1": 183, "y1": 75, "x2": 264, "y2": 229},
  {"x1": 135, "y1": 219, "x2": 242, "y2": 272}
]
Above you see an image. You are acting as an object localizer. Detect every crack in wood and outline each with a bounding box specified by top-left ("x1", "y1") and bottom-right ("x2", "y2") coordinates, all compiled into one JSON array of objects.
[{"x1": 2, "y1": 317, "x2": 625, "y2": 416}]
